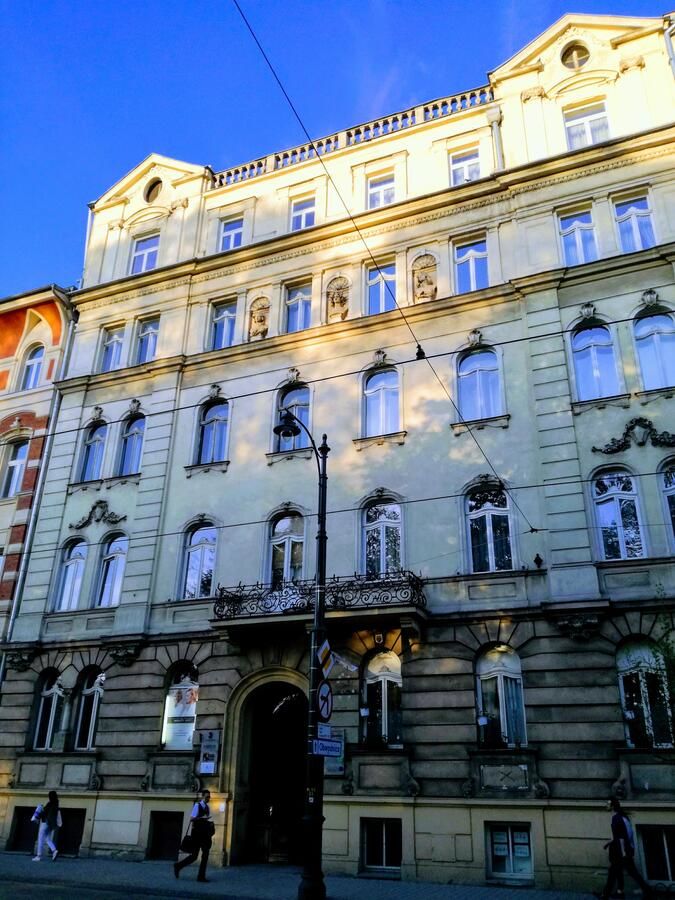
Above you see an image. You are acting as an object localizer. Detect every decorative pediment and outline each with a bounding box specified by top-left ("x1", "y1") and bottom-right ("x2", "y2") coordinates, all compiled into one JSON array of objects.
[
  {"x1": 592, "y1": 418, "x2": 675, "y2": 454},
  {"x1": 93, "y1": 153, "x2": 206, "y2": 209},
  {"x1": 69, "y1": 500, "x2": 127, "y2": 530}
]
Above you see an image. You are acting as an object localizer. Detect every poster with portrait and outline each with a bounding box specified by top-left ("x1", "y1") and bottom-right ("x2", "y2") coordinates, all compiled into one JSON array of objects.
[{"x1": 162, "y1": 677, "x2": 199, "y2": 750}]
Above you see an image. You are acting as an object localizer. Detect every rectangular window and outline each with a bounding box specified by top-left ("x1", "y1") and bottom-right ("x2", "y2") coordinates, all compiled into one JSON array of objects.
[
  {"x1": 638, "y1": 825, "x2": 675, "y2": 882},
  {"x1": 130, "y1": 234, "x2": 160, "y2": 275},
  {"x1": 367, "y1": 263, "x2": 396, "y2": 315},
  {"x1": 367, "y1": 174, "x2": 395, "y2": 209},
  {"x1": 614, "y1": 196, "x2": 656, "y2": 253},
  {"x1": 0, "y1": 548, "x2": 4, "y2": 581},
  {"x1": 454, "y1": 238, "x2": 488, "y2": 293},
  {"x1": 487, "y1": 824, "x2": 532, "y2": 880},
  {"x1": 100, "y1": 326, "x2": 124, "y2": 373},
  {"x1": 290, "y1": 197, "x2": 315, "y2": 231},
  {"x1": 285, "y1": 283, "x2": 312, "y2": 333},
  {"x1": 450, "y1": 149, "x2": 480, "y2": 186},
  {"x1": 1, "y1": 441, "x2": 29, "y2": 499},
  {"x1": 558, "y1": 209, "x2": 598, "y2": 266},
  {"x1": 361, "y1": 818, "x2": 402, "y2": 871},
  {"x1": 220, "y1": 218, "x2": 244, "y2": 252},
  {"x1": 211, "y1": 301, "x2": 237, "y2": 350},
  {"x1": 564, "y1": 102, "x2": 609, "y2": 150},
  {"x1": 135, "y1": 318, "x2": 159, "y2": 364}
]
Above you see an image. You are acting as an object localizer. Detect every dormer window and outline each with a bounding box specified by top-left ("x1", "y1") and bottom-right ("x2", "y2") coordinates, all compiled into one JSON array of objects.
[{"x1": 130, "y1": 234, "x2": 159, "y2": 275}]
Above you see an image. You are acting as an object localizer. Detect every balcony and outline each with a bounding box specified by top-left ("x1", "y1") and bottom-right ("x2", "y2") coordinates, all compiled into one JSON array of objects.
[{"x1": 211, "y1": 571, "x2": 426, "y2": 639}]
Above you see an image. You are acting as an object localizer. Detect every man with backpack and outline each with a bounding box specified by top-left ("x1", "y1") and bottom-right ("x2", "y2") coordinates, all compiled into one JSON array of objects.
[{"x1": 31, "y1": 790, "x2": 62, "y2": 861}]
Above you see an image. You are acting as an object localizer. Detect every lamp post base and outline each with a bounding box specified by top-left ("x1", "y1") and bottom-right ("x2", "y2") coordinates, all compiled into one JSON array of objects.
[{"x1": 297, "y1": 808, "x2": 326, "y2": 900}]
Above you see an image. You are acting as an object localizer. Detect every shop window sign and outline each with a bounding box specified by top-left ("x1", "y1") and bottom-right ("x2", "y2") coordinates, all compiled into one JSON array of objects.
[{"x1": 488, "y1": 824, "x2": 532, "y2": 878}]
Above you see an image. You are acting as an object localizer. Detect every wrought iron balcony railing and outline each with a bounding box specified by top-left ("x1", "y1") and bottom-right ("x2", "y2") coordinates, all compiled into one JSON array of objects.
[{"x1": 212, "y1": 571, "x2": 426, "y2": 621}]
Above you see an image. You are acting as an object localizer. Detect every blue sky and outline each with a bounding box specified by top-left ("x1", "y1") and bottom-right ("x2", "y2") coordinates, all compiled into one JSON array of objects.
[{"x1": 0, "y1": 0, "x2": 665, "y2": 296}]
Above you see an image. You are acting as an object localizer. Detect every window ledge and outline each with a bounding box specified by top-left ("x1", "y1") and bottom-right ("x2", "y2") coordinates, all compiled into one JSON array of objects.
[
  {"x1": 425, "y1": 567, "x2": 546, "y2": 584},
  {"x1": 265, "y1": 448, "x2": 314, "y2": 466},
  {"x1": 571, "y1": 393, "x2": 631, "y2": 415},
  {"x1": 595, "y1": 555, "x2": 673, "y2": 569},
  {"x1": 636, "y1": 385, "x2": 675, "y2": 405},
  {"x1": 450, "y1": 414, "x2": 510, "y2": 435},
  {"x1": 184, "y1": 460, "x2": 230, "y2": 477},
  {"x1": 67, "y1": 474, "x2": 140, "y2": 494},
  {"x1": 353, "y1": 431, "x2": 407, "y2": 451}
]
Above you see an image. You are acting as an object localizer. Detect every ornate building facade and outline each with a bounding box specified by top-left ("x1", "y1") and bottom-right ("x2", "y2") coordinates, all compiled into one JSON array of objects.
[{"x1": 1, "y1": 12, "x2": 674, "y2": 891}]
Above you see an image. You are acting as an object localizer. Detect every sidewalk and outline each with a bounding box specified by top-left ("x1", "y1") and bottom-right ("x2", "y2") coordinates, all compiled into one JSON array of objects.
[{"x1": 0, "y1": 852, "x2": 598, "y2": 900}]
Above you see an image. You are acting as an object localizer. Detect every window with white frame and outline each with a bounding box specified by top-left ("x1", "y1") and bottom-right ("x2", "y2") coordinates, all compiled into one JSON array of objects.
[
  {"x1": 571, "y1": 325, "x2": 621, "y2": 401},
  {"x1": 211, "y1": 301, "x2": 236, "y2": 350},
  {"x1": 1, "y1": 440, "x2": 28, "y2": 498},
  {"x1": 33, "y1": 671, "x2": 64, "y2": 750},
  {"x1": 367, "y1": 263, "x2": 396, "y2": 315},
  {"x1": 80, "y1": 422, "x2": 107, "y2": 482},
  {"x1": 361, "y1": 818, "x2": 403, "y2": 871},
  {"x1": 487, "y1": 824, "x2": 533, "y2": 880},
  {"x1": 183, "y1": 524, "x2": 216, "y2": 599},
  {"x1": 21, "y1": 345, "x2": 44, "y2": 390},
  {"x1": 662, "y1": 462, "x2": 675, "y2": 549},
  {"x1": 466, "y1": 483, "x2": 513, "y2": 573},
  {"x1": 362, "y1": 651, "x2": 402, "y2": 747},
  {"x1": 275, "y1": 385, "x2": 310, "y2": 452},
  {"x1": 130, "y1": 234, "x2": 159, "y2": 274},
  {"x1": 96, "y1": 534, "x2": 128, "y2": 608},
  {"x1": 454, "y1": 238, "x2": 488, "y2": 293},
  {"x1": 285, "y1": 283, "x2": 312, "y2": 333},
  {"x1": 593, "y1": 470, "x2": 645, "y2": 560},
  {"x1": 638, "y1": 825, "x2": 675, "y2": 882},
  {"x1": 290, "y1": 196, "x2": 315, "y2": 231},
  {"x1": 54, "y1": 540, "x2": 88, "y2": 612},
  {"x1": 196, "y1": 401, "x2": 229, "y2": 465},
  {"x1": 269, "y1": 512, "x2": 304, "y2": 587},
  {"x1": 118, "y1": 415, "x2": 145, "y2": 476},
  {"x1": 457, "y1": 348, "x2": 502, "y2": 420},
  {"x1": 476, "y1": 647, "x2": 526, "y2": 748},
  {"x1": 135, "y1": 318, "x2": 159, "y2": 364},
  {"x1": 558, "y1": 208, "x2": 598, "y2": 266},
  {"x1": 617, "y1": 641, "x2": 673, "y2": 749},
  {"x1": 634, "y1": 312, "x2": 675, "y2": 391},
  {"x1": 363, "y1": 500, "x2": 401, "y2": 577},
  {"x1": 220, "y1": 217, "x2": 244, "y2": 252},
  {"x1": 367, "y1": 173, "x2": 395, "y2": 209},
  {"x1": 564, "y1": 102, "x2": 609, "y2": 150},
  {"x1": 100, "y1": 326, "x2": 124, "y2": 373},
  {"x1": 74, "y1": 669, "x2": 105, "y2": 751},
  {"x1": 614, "y1": 196, "x2": 656, "y2": 253},
  {"x1": 450, "y1": 148, "x2": 480, "y2": 186},
  {"x1": 364, "y1": 369, "x2": 399, "y2": 437}
]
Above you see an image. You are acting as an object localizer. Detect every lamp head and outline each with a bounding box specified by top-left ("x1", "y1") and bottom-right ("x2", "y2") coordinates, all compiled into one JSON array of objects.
[{"x1": 273, "y1": 411, "x2": 301, "y2": 439}]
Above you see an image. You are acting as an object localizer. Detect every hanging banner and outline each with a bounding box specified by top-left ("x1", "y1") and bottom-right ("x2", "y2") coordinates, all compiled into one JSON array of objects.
[{"x1": 162, "y1": 678, "x2": 199, "y2": 750}]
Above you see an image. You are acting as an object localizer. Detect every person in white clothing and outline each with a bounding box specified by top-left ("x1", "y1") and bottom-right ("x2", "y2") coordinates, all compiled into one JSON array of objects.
[{"x1": 32, "y1": 790, "x2": 62, "y2": 861}]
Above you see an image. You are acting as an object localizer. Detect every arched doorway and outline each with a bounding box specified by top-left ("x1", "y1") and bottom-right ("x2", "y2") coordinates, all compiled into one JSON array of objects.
[{"x1": 232, "y1": 681, "x2": 307, "y2": 864}]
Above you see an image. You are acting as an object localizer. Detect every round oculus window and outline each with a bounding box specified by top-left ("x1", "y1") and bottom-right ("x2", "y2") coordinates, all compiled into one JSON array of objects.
[
  {"x1": 144, "y1": 178, "x2": 162, "y2": 203},
  {"x1": 561, "y1": 43, "x2": 590, "y2": 70}
]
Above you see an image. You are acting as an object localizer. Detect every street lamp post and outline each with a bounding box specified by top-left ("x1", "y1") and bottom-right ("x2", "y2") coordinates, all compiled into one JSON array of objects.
[{"x1": 273, "y1": 409, "x2": 329, "y2": 900}]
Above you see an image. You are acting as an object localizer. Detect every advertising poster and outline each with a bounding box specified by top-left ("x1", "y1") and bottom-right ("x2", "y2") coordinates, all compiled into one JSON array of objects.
[
  {"x1": 162, "y1": 678, "x2": 199, "y2": 750},
  {"x1": 198, "y1": 730, "x2": 220, "y2": 775}
]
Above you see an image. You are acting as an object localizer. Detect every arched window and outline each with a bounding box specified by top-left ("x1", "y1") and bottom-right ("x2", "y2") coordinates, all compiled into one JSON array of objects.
[
  {"x1": 276, "y1": 385, "x2": 310, "y2": 452},
  {"x1": 593, "y1": 471, "x2": 644, "y2": 560},
  {"x1": 617, "y1": 641, "x2": 673, "y2": 749},
  {"x1": 96, "y1": 534, "x2": 128, "y2": 607},
  {"x1": 118, "y1": 415, "x2": 145, "y2": 476},
  {"x1": 364, "y1": 369, "x2": 399, "y2": 437},
  {"x1": 33, "y1": 671, "x2": 64, "y2": 750},
  {"x1": 662, "y1": 461, "x2": 675, "y2": 549},
  {"x1": 362, "y1": 651, "x2": 402, "y2": 747},
  {"x1": 183, "y1": 524, "x2": 216, "y2": 599},
  {"x1": 197, "y1": 402, "x2": 229, "y2": 465},
  {"x1": 466, "y1": 483, "x2": 513, "y2": 572},
  {"x1": 80, "y1": 422, "x2": 107, "y2": 482},
  {"x1": 571, "y1": 325, "x2": 620, "y2": 400},
  {"x1": 634, "y1": 312, "x2": 675, "y2": 391},
  {"x1": 476, "y1": 647, "x2": 526, "y2": 748},
  {"x1": 458, "y1": 349, "x2": 502, "y2": 420},
  {"x1": 54, "y1": 540, "x2": 88, "y2": 612},
  {"x1": 269, "y1": 512, "x2": 304, "y2": 587},
  {"x1": 21, "y1": 345, "x2": 44, "y2": 390},
  {"x1": 162, "y1": 666, "x2": 199, "y2": 750},
  {"x1": 362, "y1": 500, "x2": 402, "y2": 577},
  {"x1": 74, "y1": 669, "x2": 105, "y2": 751}
]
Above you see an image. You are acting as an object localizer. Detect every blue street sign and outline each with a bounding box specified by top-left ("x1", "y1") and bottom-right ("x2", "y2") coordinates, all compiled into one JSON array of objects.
[{"x1": 312, "y1": 738, "x2": 343, "y2": 757}]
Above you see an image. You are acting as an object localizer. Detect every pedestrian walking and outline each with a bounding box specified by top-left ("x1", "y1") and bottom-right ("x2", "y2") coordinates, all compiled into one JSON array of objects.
[
  {"x1": 31, "y1": 790, "x2": 62, "y2": 862},
  {"x1": 174, "y1": 789, "x2": 214, "y2": 883},
  {"x1": 595, "y1": 797, "x2": 653, "y2": 899}
]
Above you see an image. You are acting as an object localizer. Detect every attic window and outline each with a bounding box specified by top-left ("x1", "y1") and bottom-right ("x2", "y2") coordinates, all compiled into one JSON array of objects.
[
  {"x1": 561, "y1": 43, "x2": 590, "y2": 70},
  {"x1": 144, "y1": 178, "x2": 162, "y2": 203}
]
